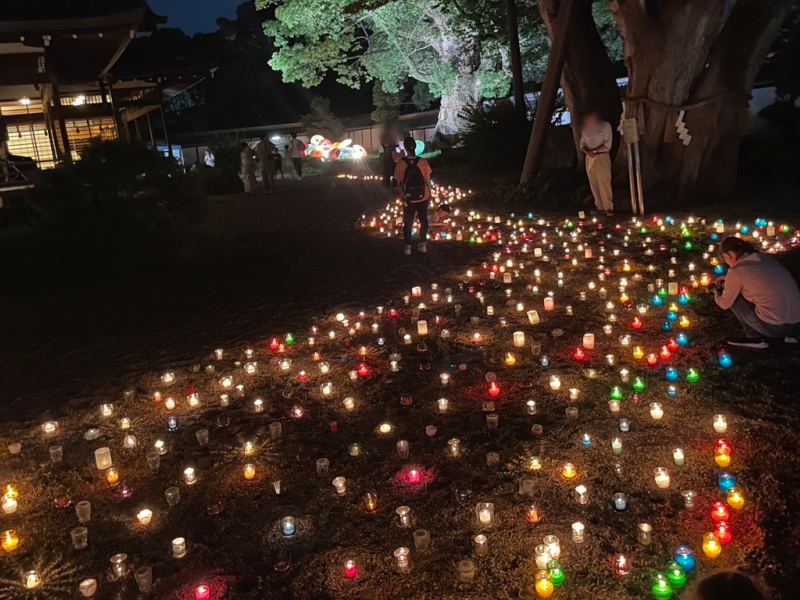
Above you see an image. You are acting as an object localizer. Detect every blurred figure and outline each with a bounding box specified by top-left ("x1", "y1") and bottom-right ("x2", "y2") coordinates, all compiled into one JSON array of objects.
[
  {"x1": 282, "y1": 145, "x2": 294, "y2": 179},
  {"x1": 380, "y1": 125, "x2": 399, "y2": 187},
  {"x1": 204, "y1": 149, "x2": 215, "y2": 168},
  {"x1": 257, "y1": 135, "x2": 277, "y2": 194},
  {"x1": 580, "y1": 111, "x2": 613, "y2": 216},
  {"x1": 290, "y1": 133, "x2": 307, "y2": 179},
  {"x1": 688, "y1": 569, "x2": 768, "y2": 600},
  {"x1": 240, "y1": 143, "x2": 257, "y2": 194}
]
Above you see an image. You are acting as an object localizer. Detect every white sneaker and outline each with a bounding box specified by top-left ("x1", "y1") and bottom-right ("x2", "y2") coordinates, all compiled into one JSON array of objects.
[
  {"x1": 404, "y1": 245, "x2": 412, "y2": 256},
  {"x1": 418, "y1": 243, "x2": 427, "y2": 253}
]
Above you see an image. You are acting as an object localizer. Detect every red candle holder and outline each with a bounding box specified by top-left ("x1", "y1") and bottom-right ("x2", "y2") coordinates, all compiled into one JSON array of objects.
[
  {"x1": 659, "y1": 346, "x2": 671, "y2": 360},
  {"x1": 357, "y1": 363, "x2": 370, "y2": 377},
  {"x1": 408, "y1": 469, "x2": 421, "y2": 483},
  {"x1": 711, "y1": 501, "x2": 730, "y2": 523},
  {"x1": 714, "y1": 522, "x2": 732, "y2": 545},
  {"x1": 573, "y1": 348, "x2": 585, "y2": 361},
  {"x1": 667, "y1": 339, "x2": 679, "y2": 352},
  {"x1": 269, "y1": 338, "x2": 280, "y2": 351},
  {"x1": 632, "y1": 317, "x2": 643, "y2": 330},
  {"x1": 646, "y1": 353, "x2": 658, "y2": 366},
  {"x1": 345, "y1": 560, "x2": 358, "y2": 578},
  {"x1": 195, "y1": 584, "x2": 210, "y2": 600},
  {"x1": 488, "y1": 382, "x2": 500, "y2": 397}
]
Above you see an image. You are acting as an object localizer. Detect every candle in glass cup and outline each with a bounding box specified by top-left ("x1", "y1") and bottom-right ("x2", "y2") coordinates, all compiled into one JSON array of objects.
[
  {"x1": 396, "y1": 506, "x2": 412, "y2": 528},
  {"x1": 582, "y1": 333, "x2": 595, "y2": 349},
  {"x1": 544, "y1": 298, "x2": 554, "y2": 311},
  {"x1": 561, "y1": 463, "x2": 576, "y2": 478},
  {"x1": 106, "y1": 468, "x2": 119, "y2": 485},
  {"x1": 572, "y1": 521, "x2": 585, "y2": 543},
  {"x1": 534, "y1": 544, "x2": 551, "y2": 568},
  {"x1": 637, "y1": 522, "x2": 653, "y2": 545},
  {"x1": 394, "y1": 547, "x2": 410, "y2": 572},
  {"x1": 172, "y1": 537, "x2": 187, "y2": 558},
  {"x1": 614, "y1": 554, "x2": 632, "y2": 577},
  {"x1": 574, "y1": 485, "x2": 588, "y2": 504},
  {"x1": 110, "y1": 553, "x2": 128, "y2": 578},
  {"x1": 534, "y1": 570, "x2": 554, "y2": 598},
  {"x1": 650, "y1": 403, "x2": 664, "y2": 420},
  {"x1": 613, "y1": 493, "x2": 628, "y2": 511},
  {"x1": 612, "y1": 438, "x2": 622, "y2": 455},
  {"x1": 713, "y1": 414, "x2": 727, "y2": 433},
  {"x1": 2, "y1": 529, "x2": 19, "y2": 552},
  {"x1": 94, "y1": 447, "x2": 113, "y2": 470},
  {"x1": 136, "y1": 509, "x2": 153, "y2": 525},
  {"x1": 345, "y1": 559, "x2": 358, "y2": 578},
  {"x1": 473, "y1": 534, "x2": 488, "y2": 556},
  {"x1": 543, "y1": 535, "x2": 561, "y2": 559},
  {"x1": 281, "y1": 516, "x2": 296, "y2": 536},
  {"x1": 513, "y1": 331, "x2": 525, "y2": 347},
  {"x1": 396, "y1": 440, "x2": 410, "y2": 458},
  {"x1": 243, "y1": 464, "x2": 256, "y2": 480},
  {"x1": 79, "y1": 579, "x2": 97, "y2": 597},
  {"x1": 673, "y1": 448, "x2": 685, "y2": 466},
  {"x1": 702, "y1": 533, "x2": 722, "y2": 558},
  {"x1": 526, "y1": 503, "x2": 543, "y2": 523},
  {"x1": 476, "y1": 502, "x2": 494, "y2": 526},
  {"x1": 25, "y1": 571, "x2": 41, "y2": 589},
  {"x1": 343, "y1": 397, "x2": 355, "y2": 412},
  {"x1": 332, "y1": 477, "x2": 347, "y2": 495},
  {"x1": 183, "y1": 467, "x2": 197, "y2": 485},
  {"x1": 654, "y1": 467, "x2": 670, "y2": 488},
  {"x1": 527, "y1": 310, "x2": 540, "y2": 324},
  {"x1": 727, "y1": 487, "x2": 745, "y2": 510}
]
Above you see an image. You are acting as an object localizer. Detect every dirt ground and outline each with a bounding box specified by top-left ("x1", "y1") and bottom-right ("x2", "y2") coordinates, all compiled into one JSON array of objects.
[
  {"x1": 0, "y1": 176, "x2": 483, "y2": 423},
  {"x1": 2, "y1": 173, "x2": 800, "y2": 600}
]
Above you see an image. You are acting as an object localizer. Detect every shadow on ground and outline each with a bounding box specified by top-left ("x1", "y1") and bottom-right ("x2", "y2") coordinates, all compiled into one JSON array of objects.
[{"x1": 0, "y1": 177, "x2": 483, "y2": 422}]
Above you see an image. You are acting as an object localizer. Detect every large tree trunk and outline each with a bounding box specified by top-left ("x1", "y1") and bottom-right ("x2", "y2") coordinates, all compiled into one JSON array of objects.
[
  {"x1": 436, "y1": 72, "x2": 480, "y2": 136},
  {"x1": 537, "y1": 0, "x2": 623, "y2": 158},
  {"x1": 610, "y1": 0, "x2": 794, "y2": 204}
]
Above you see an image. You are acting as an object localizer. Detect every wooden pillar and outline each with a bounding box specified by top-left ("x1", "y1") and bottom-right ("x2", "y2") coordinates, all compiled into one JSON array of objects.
[
  {"x1": 506, "y1": 0, "x2": 526, "y2": 117},
  {"x1": 520, "y1": 0, "x2": 576, "y2": 184},
  {"x1": 50, "y1": 81, "x2": 72, "y2": 165},
  {"x1": 134, "y1": 116, "x2": 142, "y2": 141},
  {"x1": 146, "y1": 110, "x2": 156, "y2": 148},
  {"x1": 157, "y1": 81, "x2": 172, "y2": 159},
  {"x1": 105, "y1": 77, "x2": 124, "y2": 141}
]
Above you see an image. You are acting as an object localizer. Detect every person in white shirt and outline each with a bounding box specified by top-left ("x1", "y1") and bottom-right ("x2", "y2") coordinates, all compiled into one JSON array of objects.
[
  {"x1": 580, "y1": 112, "x2": 613, "y2": 216},
  {"x1": 289, "y1": 133, "x2": 306, "y2": 179},
  {"x1": 714, "y1": 236, "x2": 800, "y2": 348}
]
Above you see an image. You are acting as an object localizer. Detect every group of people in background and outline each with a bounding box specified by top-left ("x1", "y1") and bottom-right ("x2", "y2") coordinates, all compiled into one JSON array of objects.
[{"x1": 240, "y1": 132, "x2": 307, "y2": 195}]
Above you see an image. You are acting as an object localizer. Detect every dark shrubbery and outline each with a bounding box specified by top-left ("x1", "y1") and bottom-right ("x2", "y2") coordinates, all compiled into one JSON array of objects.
[
  {"x1": 0, "y1": 139, "x2": 208, "y2": 282},
  {"x1": 456, "y1": 102, "x2": 533, "y2": 170}
]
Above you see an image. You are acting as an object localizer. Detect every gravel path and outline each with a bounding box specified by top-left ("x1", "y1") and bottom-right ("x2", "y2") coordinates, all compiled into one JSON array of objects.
[{"x1": 0, "y1": 177, "x2": 482, "y2": 423}]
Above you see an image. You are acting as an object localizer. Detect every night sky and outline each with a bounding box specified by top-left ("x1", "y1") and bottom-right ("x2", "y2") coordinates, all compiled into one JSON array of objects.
[{"x1": 149, "y1": 0, "x2": 244, "y2": 34}]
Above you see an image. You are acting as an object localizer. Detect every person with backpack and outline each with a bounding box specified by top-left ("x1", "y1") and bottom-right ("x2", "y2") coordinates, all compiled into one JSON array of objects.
[
  {"x1": 394, "y1": 137, "x2": 432, "y2": 255},
  {"x1": 290, "y1": 133, "x2": 307, "y2": 179}
]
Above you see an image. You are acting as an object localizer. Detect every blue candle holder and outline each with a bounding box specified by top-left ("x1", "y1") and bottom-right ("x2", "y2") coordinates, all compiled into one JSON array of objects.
[
  {"x1": 619, "y1": 419, "x2": 630, "y2": 432},
  {"x1": 719, "y1": 471, "x2": 737, "y2": 492},
  {"x1": 677, "y1": 333, "x2": 688, "y2": 347},
  {"x1": 666, "y1": 367, "x2": 679, "y2": 382},
  {"x1": 667, "y1": 311, "x2": 678, "y2": 322},
  {"x1": 668, "y1": 385, "x2": 677, "y2": 397},
  {"x1": 674, "y1": 545, "x2": 695, "y2": 572},
  {"x1": 652, "y1": 295, "x2": 664, "y2": 306},
  {"x1": 662, "y1": 321, "x2": 672, "y2": 331},
  {"x1": 613, "y1": 493, "x2": 628, "y2": 511},
  {"x1": 719, "y1": 352, "x2": 732, "y2": 368},
  {"x1": 281, "y1": 516, "x2": 297, "y2": 536}
]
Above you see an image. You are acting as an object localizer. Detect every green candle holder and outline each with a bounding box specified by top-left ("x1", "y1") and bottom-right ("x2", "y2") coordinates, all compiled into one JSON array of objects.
[
  {"x1": 652, "y1": 573, "x2": 673, "y2": 599},
  {"x1": 547, "y1": 560, "x2": 564, "y2": 586},
  {"x1": 666, "y1": 562, "x2": 686, "y2": 588}
]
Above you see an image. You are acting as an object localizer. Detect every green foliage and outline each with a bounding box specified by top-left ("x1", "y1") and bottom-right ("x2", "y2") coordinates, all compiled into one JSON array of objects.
[
  {"x1": 371, "y1": 83, "x2": 401, "y2": 123},
  {"x1": 301, "y1": 97, "x2": 347, "y2": 140},
  {"x1": 411, "y1": 81, "x2": 434, "y2": 111}
]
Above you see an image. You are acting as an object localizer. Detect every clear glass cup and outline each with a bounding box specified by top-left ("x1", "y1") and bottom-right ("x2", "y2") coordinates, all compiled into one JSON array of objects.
[
  {"x1": 165, "y1": 487, "x2": 181, "y2": 506},
  {"x1": 71, "y1": 526, "x2": 88, "y2": 549},
  {"x1": 316, "y1": 458, "x2": 330, "y2": 477},
  {"x1": 413, "y1": 529, "x2": 430, "y2": 551},
  {"x1": 134, "y1": 566, "x2": 152, "y2": 592},
  {"x1": 195, "y1": 429, "x2": 209, "y2": 447},
  {"x1": 76, "y1": 501, "x2": 91, "y2": 523},
  {"x1": 49, "y1": 445, "x2": 63, "y2": 463}
]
